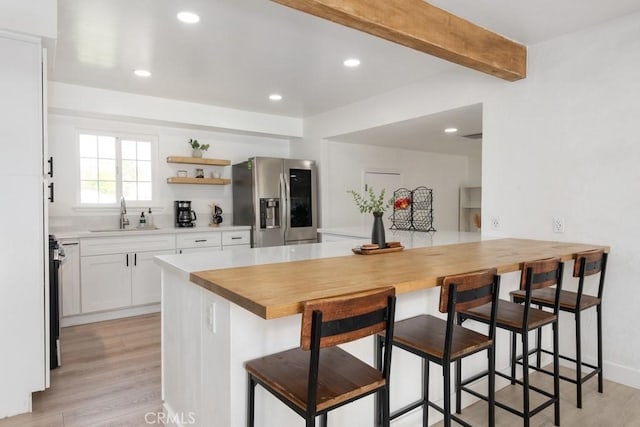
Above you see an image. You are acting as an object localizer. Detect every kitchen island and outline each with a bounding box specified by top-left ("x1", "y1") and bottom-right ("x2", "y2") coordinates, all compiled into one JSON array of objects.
[{"x1": 156, "y1": 235, "x2": 607, "y2": 427}]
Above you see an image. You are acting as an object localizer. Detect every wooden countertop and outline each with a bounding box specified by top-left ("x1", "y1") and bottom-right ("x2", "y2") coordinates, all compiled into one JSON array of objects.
[{"x1": 189, "y1": 238, "x2": 608, "y2": 320}]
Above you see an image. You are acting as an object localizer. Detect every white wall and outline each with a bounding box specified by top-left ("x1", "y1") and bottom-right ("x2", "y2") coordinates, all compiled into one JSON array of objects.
[
  {"x1": 48, "y1": 114, "x2": 290, "y2": 230},
  {"x1": 320, "y1": 140, "x2": 472, "y2": 230},
  {"x1": 302, "y1": 10, "x2": 640, "y2": 390},
  {"x1": 482, "y1": 11, "x2": 640, "y2": 386}
]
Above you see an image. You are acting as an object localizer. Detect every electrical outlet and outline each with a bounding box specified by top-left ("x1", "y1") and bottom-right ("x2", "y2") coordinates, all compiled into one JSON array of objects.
[
  {"x1": 490, "y1": 216, "x2": 500, "y2": 230},
  {"x1": 552, "y1": 217, "x2": 565, "y2": 233}
]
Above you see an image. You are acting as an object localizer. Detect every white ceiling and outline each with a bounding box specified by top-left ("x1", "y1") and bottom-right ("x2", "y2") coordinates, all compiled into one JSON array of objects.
[
  {"x1": 51, "y1": 0, "x2": 640, "y2": 152},
  {"x1": 328, "y1": 104, "x2": 483, "y2": 155}
]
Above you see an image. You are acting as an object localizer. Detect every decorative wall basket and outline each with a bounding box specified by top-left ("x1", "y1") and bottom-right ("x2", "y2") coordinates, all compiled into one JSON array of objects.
[{"x1": 389, "y1": 186, "x2": 436, "y2": 232}]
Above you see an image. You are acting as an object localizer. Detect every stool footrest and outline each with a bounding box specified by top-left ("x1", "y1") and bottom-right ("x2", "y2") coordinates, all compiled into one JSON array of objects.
[{"x1": 515, "y1": 349, "x2": 601, "y2": 384}]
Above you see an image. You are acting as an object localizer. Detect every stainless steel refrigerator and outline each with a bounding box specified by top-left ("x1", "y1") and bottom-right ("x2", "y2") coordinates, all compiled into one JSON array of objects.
[{"x1": 232, "y1": 157, "x2": 318, "y2": 247}]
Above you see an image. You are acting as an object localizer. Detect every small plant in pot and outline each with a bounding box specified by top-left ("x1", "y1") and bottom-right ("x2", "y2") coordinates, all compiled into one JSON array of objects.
[
  {"x1": 347, "y1": 187, "x2": 392, "y2": 248},
  {"x1": 188, "y1": 138, "x2": 210, "y2": 158}
]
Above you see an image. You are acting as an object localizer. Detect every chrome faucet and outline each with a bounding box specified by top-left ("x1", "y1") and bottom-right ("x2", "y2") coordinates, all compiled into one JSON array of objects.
[{"x1": 119, "y1": 196, "x2": 130, "y2": 229}]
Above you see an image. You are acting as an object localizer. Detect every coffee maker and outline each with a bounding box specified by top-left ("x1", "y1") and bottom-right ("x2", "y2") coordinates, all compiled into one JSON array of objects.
[{"x1": 175, "y1": 200, "x2": 197, "y2": 227}]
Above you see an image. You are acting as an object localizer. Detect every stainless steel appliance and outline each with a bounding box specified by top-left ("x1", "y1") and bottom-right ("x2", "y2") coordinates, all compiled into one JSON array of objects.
[
  {"x1": 175, "y1": 200, "x2": 197, "y2": 227},
  {"x1": 48, "y1": 235, "x2": 64, "y2": 369},
  {"x1": 232, "y1": 157, "x2": 318, "y2": 247}
]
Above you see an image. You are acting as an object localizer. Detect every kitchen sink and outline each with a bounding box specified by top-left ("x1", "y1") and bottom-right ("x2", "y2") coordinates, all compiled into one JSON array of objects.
[{"x1": 89, "y1": 226, "x2": 160, "y2": 232}]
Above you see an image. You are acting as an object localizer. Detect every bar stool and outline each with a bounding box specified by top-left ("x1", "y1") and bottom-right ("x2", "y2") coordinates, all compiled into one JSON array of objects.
[
  {"x1": 377, "y1": 269, "x2": 500, "y2": 427},
  {"x1": 459, "y1": 258, "x2": 563, "y2": 427},
  {"x1": 510, "y1": 250, "x2": 608, "y2": 408},
  {"x1": 245, "y1": 287, "x2": 396, "y2": 427}
]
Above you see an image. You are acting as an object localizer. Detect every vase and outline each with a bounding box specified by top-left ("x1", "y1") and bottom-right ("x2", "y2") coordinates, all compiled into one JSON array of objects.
[
  {"x1": 192, "y1": 148, "x2": 203, "y2": 158},
  {"x1": 371, "y1": 211, "x2": 386, "y2": 249}
]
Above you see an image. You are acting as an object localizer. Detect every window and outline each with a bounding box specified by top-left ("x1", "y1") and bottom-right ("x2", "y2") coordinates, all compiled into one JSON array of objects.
[{"x1": 79, "y1": 133, "x2": 153, "y2": 204}]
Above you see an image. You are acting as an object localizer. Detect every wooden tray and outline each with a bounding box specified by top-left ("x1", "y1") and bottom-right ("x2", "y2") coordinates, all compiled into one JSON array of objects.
[{"x1": 352, "y1": 245, "x2": 405, "y2": 255}]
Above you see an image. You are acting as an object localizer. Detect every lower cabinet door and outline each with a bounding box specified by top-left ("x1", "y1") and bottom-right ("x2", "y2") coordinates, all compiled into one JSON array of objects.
[
  {"x1": 81, "y1": 253, "x2": 132, "y2": 313},
  {"x1": 131, "y1": 250, "x2": 175, "y2": 305}
]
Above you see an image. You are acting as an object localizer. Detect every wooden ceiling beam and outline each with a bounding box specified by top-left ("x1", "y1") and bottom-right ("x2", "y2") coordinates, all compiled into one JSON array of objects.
[{"x1": 271, "y1": 0, "x2": 527, "y2": 81}]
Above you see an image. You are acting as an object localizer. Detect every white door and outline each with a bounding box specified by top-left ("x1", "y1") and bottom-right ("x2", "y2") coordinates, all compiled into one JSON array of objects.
[
  {"x1": 132, "y1": 250, "x2": 175, "y2": 305},
  {"x1": 81, "y1": 253, "x2": 131, "y2": 312},
  {"x1": 364, "y1": 171, "x2": 402, "y2": 200}
]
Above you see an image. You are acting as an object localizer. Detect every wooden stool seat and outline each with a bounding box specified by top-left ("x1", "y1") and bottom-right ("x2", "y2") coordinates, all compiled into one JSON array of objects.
[
  {"x1": 389, "y1": 314, "x2": 493, "y2": 361},
  {"x1": 246, "y1": 346, "x2": 384, "y2": 413},
  {"x1": 378, "y1": 269, "x2": 501, "y2": 427},
  {"x1": 510, "y1": 288, "x2": 601, "y2": 311},
  {"x1": 509, "y1": 250, "x2": 609, "y2": 408},
  {"x1": 459, "y1": 258, "x2": 564, "y2": 426},
  {"x1": 463, "y1": 300, "x2": 558, "y2": 331},
  {"x1": 245, "y1": 287, "x2": 396, "y2": 427}
]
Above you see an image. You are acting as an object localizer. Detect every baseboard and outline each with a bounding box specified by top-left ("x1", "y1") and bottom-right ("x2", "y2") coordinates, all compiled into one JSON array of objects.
[
  {"x1": 161, "y1": 402, "x2": 197, "y2": 427},
  {"x1": 60, "y1": 304, "x2": 160, "y2": 327}
]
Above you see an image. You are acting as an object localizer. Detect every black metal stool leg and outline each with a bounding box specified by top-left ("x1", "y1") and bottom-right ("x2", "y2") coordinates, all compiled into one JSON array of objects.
[
  {"x1": 380, "y1": 387, "x2": 390, "y2": 427},
  {"x1": 455, "y1": 358, "x2": 462, "y2": 414},
  {"x1": 320, "y1": 412, "x2": 327, "y2": 427},
  {"x1": 423, "y1": 359, "x2": 430, "y2": 427},
  {"x1": 443, "y1": 362, "x2": 451, "y2": 427},
  {"x1": 511, "y1": 330, "x2": 517, "y2": 384},
  {"x1": 522, "y1": 331, "x2": 530, "y2": 427},
  {"x1": 536, "y1": 324, "x2": 542, "y2": 369},
  {"x1": 576, "y1": 310, "x2": 583, "y2": 408},
  {"x1": 553, "y1": 321, "x2": 560, "y2": 426},
  {"x1": 375, "y1": 335, "x2": 385, "y2": 426},
  {"x1": 488, "y1": 346, "x2": 496, "y2": 427},
  {"x1": 597, "y1": 304, "x2": 604, "y2": 393},
  {"x1": 247, "y1": 374, "x2": 256, "y2": 427}
]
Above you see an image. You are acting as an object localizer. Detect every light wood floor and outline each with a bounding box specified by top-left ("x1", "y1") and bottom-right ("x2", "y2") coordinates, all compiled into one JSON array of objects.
[
  {"x1": 2, "y1": 313, "x2": 640, "y2": 426},
  {"x1": 0, "y1": 313, "x2": 161, "y2": 427}
]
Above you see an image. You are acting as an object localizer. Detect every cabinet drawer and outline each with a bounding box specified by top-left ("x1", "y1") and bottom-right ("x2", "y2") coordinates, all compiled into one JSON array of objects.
[
  {"x1": 222, "y1": 230, "x2": 250, "y2": 247},
  {"x1": 81, "y1": 234, "x2": 175, "y2": 256},
  {"x1": 176, "y1": 232, "x2": 222, "y2": 249}
]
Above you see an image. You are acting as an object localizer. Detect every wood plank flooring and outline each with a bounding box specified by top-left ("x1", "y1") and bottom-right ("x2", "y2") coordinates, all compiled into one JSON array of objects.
[
  {"x1": 1, "y1": 312, "x2": 639, "y2": 426},
  {"x1": 0, "y1": 314, "x2": 161, "y2": 427}
]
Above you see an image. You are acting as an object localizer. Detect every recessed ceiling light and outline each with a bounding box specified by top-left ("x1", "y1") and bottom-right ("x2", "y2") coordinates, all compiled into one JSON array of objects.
[
  {"x1": 177, "y1": 11, "x2": 200, "y2": 24},
  {"x1": 444, "y1": 127, "x2": 458, "y2": 133},
  {"x1": 343, "y1": 58, "x2": 361, "y2": 67},
  {"x1": 269, "y1": 94, "x2": 283, "y2": 101},
  {"x1": 134, "y1": 69, "x2": 151, "y2": 77}
]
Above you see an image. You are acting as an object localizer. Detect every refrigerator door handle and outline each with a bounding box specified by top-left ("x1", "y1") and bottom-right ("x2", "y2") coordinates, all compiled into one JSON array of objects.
[{"x1": 280, "y1": 172, "x2": 287, "y2": 240}]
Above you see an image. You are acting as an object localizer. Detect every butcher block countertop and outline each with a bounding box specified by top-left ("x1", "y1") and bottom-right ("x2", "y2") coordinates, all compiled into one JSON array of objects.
[{"x1": 189, "y1": 238, "x2": 609, "y2": 320}]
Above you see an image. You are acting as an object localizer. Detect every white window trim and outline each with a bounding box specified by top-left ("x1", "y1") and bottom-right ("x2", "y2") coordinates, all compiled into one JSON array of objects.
[{"x1": 72, "y1": 128, "x2": 159, "y2": 211}]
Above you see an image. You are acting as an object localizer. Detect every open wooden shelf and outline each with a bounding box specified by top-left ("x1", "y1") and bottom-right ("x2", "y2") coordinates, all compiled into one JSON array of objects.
[
  {"x1": 166, "y1": 156, "x2": 231, "y2": 166},
  {"x1": 167, "y1": 177, "x2": 231, "y2": 185}
]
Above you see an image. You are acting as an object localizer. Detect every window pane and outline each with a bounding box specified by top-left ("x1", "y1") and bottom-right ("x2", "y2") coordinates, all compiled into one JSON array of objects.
[
  {"x1": 138, "y1": 160, "x2": 151, "y2": 181},
  {"x1": 98, "y1": 181, "x2": 116, "y2": 203},
  {"x1": 137, "y1": 141, "x2": 151, "y2": 160},
  {"x1": 80, "y1": 158, "x2": 98, "y2": 180},
  {"x1": 79, "y1": 134, "x2": 97, "y2": 158},
  {"x1": 122, "y1": 159, "x2": 137, "y2": 181},
  {"x1": 138, "y1": 182, "x2": 152, "y2": 201},
  {"x1": 122, "y1": 181, "x2": 137, "y2": 200},
  {"x1": 98, "y1": 136, "x2": 116, "y2": 159},
  {"x1": 98, "y1": 159, "x2": 116, "y2": 181},
  {"x1": 80, "y1": 181, "x2": 98, "y2": 203},
  {"x1": 121, "y1": 140, "x2": 137, "y2": 160}
]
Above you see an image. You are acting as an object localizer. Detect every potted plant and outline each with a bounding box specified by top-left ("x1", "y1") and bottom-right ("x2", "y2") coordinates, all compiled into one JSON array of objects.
[
  {"x1": 188, "y1": 138, "x2": 210, "y2": 158},
  {"x1": 347, "y1": 187, "x2": 392, "y2": 248}
]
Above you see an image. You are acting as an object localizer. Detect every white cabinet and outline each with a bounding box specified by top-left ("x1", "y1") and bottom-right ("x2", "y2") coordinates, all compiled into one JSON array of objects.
[
  {"x1": 132, "y1": 250, "x2": 175, "y2": 305},
  {"x1": 60, "y1": 240, "x2": 80, "y2": 316},
  {"x1": 459, "y1": 186, "x2": 482, "y2": 232},
  {"x1": 176, "y1": 231, "x2": 222, "y2": 254},
  {"x1": 81, "y1": 253, "x2": 132, "y2": 313},
  {"x1": 80, "y1": 234, "x2": 175, "y2": 313},
  {"x1": 222, "y1": 230, "x2": 250, "y2": 248}
]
